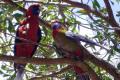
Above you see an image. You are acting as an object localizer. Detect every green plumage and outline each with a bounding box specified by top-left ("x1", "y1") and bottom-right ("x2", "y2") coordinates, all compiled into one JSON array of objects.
[
  {"x1": 52, "y1": 20, "x2": 90, "y2": 80},
  {"x1": 53, "y1": 29, "x2": 83, "y2": 57}
]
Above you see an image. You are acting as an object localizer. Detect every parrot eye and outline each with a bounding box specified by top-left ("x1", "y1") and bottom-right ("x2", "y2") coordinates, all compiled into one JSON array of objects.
[{"x1": 51, "y1": 20, "x2": 62, "y2": 30}]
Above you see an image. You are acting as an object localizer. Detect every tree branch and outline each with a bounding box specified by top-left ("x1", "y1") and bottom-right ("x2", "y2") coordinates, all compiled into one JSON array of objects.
[
  {"x1": 2, "y1": 0, "x2": 26, "y2": 13},
  {"x1": 60, "y1": 0, "x2": 120, "y2": 37},
  {"x1": 58, "y1": 0, "x2": 67, "y2": 28},
  {"x1": 29, "y1": 65, "x2": 72, "y2": 80},
  {"x1": 0, "y1": 0, "x2": 72, "y2": 7},
  {"x1": 0, "y1": 55, "x2": 100, "y2": 80},
  {"x1": 2, "y1": 0, "x2": 51, "y2": 29},
  {"x1": 30, "y1": 70, "x2": 88, "y2": 80},
  {"x1": 3, "y1": 0, "x2": 120, "y2": 37},
  {"x1": 59, "y1": 47, "x2": 120, "y2": 80},
  {"x1": 5, "y1": 32, "x2": 55, "y2": 50},
  {"x1": 2, "y1": 0, "x2": 120, "y2": 79},
  {"x1": 61, "y1": 0, "x2": 109, "y2": 23},
  {"x1": 82, "y1": 46, "x2": 120, "y2": 80},
  {"x1": 103, "y1": 0, "x2": 115, "y2": 20}
]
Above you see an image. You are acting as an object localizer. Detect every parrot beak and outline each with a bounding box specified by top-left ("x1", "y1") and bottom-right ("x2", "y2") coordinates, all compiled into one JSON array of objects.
[
  {"x1": 36, "y1": 5, "x2": 41, "y2": 14},
  {"x1": 38, "y1": 6, "x2": 42, "y2": 11},
  {"x1": 37, "y1": 5, "x2": 42, "y2": 13}
]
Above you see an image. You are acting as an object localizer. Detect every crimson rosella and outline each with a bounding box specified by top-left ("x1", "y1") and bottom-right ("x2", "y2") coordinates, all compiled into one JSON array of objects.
[
  {"x1": 51, "y1": 20, "x2": 108, "y2": 80},
  {"x1": 14, "y1": 4, "x2": 41, "y2": 80}
]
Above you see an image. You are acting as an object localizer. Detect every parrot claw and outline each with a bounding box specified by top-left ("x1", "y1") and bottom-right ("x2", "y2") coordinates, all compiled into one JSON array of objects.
[{"x1": 73, "y1": 57, "x2": 83, "y2": 62}]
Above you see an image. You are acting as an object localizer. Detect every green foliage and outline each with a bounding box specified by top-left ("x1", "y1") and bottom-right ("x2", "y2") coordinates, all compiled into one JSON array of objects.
[
  {"x1": 0, "y1": 0, "x2": 120, "y2": 80},
  {"x1": 117, "y1": 62, "x2": 120, "y2": 70},
  {"x1": 116, "y1": 0, "x2": 120, "y2": 3},
  {"x1": 116, "y1": 11, "x2": 120, "y2": 17},
  {"x1": 93, "y1": 0, "x2": 100, "y2": 9},
  {"x1": 76, "y1": 10, "x2": 87, "y2": 15}
]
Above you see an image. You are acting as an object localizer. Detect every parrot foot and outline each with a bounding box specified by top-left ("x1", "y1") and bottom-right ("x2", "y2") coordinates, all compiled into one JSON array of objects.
[
  {"x1": 63, "y1": 56, "x2": 83, "y2": 62},
  {"x1": 59, "y1": 48, "x2": 76, "y2": 57},
  {"x1": 73, "y1": 56, "x2": 83, "y2": 62},
  {"x1": 54, "y1": 47, "x2": 83, "y2": 61}
]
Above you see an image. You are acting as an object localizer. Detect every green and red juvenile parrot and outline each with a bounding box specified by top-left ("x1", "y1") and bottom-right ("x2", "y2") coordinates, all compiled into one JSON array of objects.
[
  {"x1": 51, "y1": 20, "x2": 108, "y2": 80},
  {"x1": 14, "y1": 4, "x2": 41, "y2": 80}
]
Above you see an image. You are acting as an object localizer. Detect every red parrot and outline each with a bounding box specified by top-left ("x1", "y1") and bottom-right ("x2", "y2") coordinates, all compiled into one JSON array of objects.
[
  {"x1": 51, "y1": 20, "x2": 108, "y2": 80},
  {"x1": 14, "y1": 4, "x2": 41, "y2": 80}
]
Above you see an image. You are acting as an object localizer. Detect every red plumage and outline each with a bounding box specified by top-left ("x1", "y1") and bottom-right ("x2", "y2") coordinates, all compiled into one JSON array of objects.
[{"x1": 14, "y1": 4, "x2": 41, "y2": 80}]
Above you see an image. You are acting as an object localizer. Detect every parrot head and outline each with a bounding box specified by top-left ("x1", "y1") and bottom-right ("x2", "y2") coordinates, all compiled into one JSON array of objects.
[
  {"x1": 51, "y1": 20, "x2": 62, "y2": 30},
  {"x1": 26, "y1": 4, "x2": 41, "y2": 16}
]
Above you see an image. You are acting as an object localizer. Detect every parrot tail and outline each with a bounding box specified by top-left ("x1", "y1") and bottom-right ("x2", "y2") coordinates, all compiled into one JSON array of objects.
[
  {"x1": 77, "y1": 74, "x2": 90, "y2": 80},
  {"x1": 73, "y1": 66, "x2": 90, "y2": 80},
  {"x1": 14, "y1": 71, "x2": 24, "y2": 80},
  {"x1": 14, "y1": 63, "x2": 26, "y2": 80}
]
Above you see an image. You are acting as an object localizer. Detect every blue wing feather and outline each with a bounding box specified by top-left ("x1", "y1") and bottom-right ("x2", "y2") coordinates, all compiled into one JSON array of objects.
[
  {"x1": 65, "y1": 33, "x2": 108, "y2": 50},
  {"x1": 65, "y1": 33, "x2": 97, "y2": 45},
  {"x1": 14, "y1": 25, "x2": 26, "y2": 74},
  {"x1": 14, "y1": 25, "x2": 22, "y2": 56}
]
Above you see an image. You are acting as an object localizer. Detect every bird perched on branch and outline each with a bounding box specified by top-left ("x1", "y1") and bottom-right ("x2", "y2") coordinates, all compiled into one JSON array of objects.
[
  {"x1": 51, "y1": 20, "x2": 108, "y2": 80},
  {"x1": 14, "y1": 4, "x2": 41, "y2": 80}
]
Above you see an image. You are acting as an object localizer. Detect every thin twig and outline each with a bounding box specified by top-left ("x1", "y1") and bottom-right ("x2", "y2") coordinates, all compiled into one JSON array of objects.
[
  {"x1": 0, "y1": 1, "x2": 72, "y2": 7},
  {"x1": 61, "y1": 0, "x2": 109, "y2": 22},
  {"x1": 5, "y1": 33, "x2": 55, "y2": 50},
  {"x1": 30, "y1": 65, "x2": 73, "y2": 80},
  {"x1": 58, "y1": 0, "x2": 67, "y2": 28},
  {"x1": 103, "y1": 0, "x2": 115, "y2": 21},
  {"x1": 60, "y1": 0, "x2": 120, "y2": 37},
  {"x1": 86, "y1": 11, "x2": 120, "y2": 31},
  {"x1": 30, "y1": 72, "x2": 88, "y2": 80},
  {"x1": 102, "y1": 37, "x2": 118, "y2": 59},
  {"x1": 98, "y1": 67, "x2": 103, "y2": 80}
]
